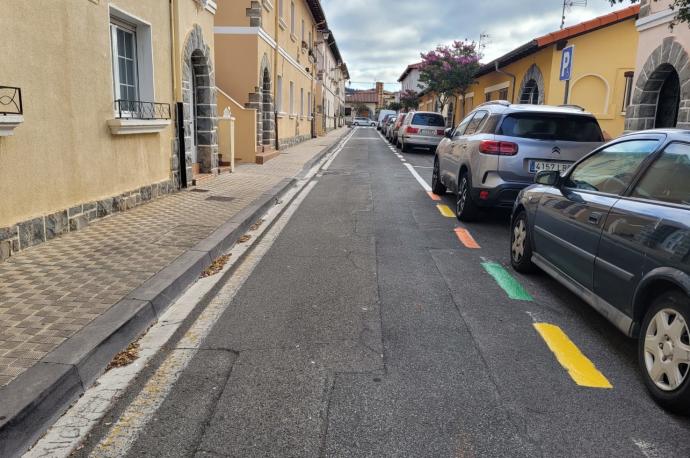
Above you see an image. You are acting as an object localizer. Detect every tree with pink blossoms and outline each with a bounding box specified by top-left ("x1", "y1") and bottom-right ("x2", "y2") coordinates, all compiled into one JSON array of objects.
[
  {"x1": 418, "y1": 40, "x2": 481, "y2": 117},
  {"x1": 400, "y1": 89, "x2": 420, "y2": 112}
]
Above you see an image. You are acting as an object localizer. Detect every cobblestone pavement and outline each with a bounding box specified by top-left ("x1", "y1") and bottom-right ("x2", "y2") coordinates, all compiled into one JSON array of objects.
[{"x1": 0, "y1": 129, "x2": 348, "y2": 387}]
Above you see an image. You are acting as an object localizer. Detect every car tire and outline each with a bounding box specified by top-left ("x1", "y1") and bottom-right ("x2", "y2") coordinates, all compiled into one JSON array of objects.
[
  {"x1": 401, "y1": 141, "x2": 410, "y2": 153},
  {"x1": 510, "y1": 211, "x2": 536, "y2": 273},
  {"x1": 639, "y1": 291, "x2": 690, "y2": 415},
  {"x1": 431, "y1": 157, "x2": 446, "y2": 195},
  {"x1": 456, "y1": 171, "x2": 480, "y2": 222},
  {"x1": 396, "y1": 139, "x2": 402, "y2": 149}
]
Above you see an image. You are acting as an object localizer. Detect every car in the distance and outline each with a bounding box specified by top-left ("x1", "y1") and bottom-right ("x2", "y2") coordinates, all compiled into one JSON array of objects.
[
  {"x1": 352, "y1": 117, "x2": 376, "y2": 127},
  {"x1": 510, "y1": 129, "x2": 690, "y2": 413},
  {"x1": 390, "y1": 112, "x2": 410, "y2": 144},
  {"x1": 384, "y1": 115, "x2": 398, "y2": 140},
  {"x1": 396, "y1": 111, "x2": 446, "y2": 153},
  {"x1": 432, "y1": 101, "x2": 605, "y2": 221},
  {"x1": 377, "y1": 110, "x2": 397, "y2": 130}
]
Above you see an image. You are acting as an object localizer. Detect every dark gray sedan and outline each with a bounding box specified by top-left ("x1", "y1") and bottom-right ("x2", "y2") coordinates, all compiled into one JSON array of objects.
[{"x1": 510, "y1": 129, "x2": 690, "y2": 412}]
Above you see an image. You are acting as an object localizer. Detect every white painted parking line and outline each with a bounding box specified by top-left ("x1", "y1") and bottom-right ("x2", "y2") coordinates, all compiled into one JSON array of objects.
[{"x1": 404, "y1": 163, "x2": 432, "y2": 192}]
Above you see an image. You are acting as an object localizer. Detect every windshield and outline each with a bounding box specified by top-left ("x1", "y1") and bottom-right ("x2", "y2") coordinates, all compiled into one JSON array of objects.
[
  {"x1": 498, "y1": 113, "x2": 603, "y2": 142},
  {"x1": 411, "y1": 113, "x2": 445, "y2": 127}
]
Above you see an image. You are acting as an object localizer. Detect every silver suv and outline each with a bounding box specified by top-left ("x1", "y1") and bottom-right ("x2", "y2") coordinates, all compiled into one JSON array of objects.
[
  {"x1": 397, "y1": 111, "x2": 446, "y2": 152},
  {"x1": 432, "y1": 101, "x2": 605, "y2": 221}
]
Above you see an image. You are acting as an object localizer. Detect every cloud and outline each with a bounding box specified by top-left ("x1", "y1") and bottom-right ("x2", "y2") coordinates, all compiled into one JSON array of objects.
[{"x1": 320, "y1": 0, "x2": 622, "y2": 90}]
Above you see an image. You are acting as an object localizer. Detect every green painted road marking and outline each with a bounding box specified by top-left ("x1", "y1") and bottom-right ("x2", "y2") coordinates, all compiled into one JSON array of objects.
[{"x1": 481, "y1": 262, "x2": 534, "y2": 301}]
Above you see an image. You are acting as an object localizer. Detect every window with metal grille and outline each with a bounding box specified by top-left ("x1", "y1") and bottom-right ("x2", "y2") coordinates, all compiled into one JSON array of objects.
[{"x1": 110, "y1": 18, "x2": 138, "y2": 102}]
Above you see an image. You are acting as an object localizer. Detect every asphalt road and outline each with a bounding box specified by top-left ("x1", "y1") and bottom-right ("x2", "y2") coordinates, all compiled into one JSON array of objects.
[{"x1": 96, "y1": 128, "x2": 690, "y2": 457}]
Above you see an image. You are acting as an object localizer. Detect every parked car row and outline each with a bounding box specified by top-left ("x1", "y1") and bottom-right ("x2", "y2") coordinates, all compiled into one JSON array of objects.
[
  {"x1": 381, "y1": 110, "x2": 447, "y2": 153},
  {"x1": 409, "y1": 100, "x2": 690, "y2": 413}
]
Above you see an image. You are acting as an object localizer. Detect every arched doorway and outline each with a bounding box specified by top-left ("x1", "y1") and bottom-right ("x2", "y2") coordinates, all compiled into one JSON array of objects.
[
  {"x1": 518, "y1": 64, "x2": 545, "y2": 105},
  {"x1": 626, "y1": 39, "x2": 690, "y2": 132},
  {"x1": 655, "y1": 65, "x2": 680, "y2": 128},
  {"x1": 520, "y1": 79, "x2": 540, "y2": 104},
  {"x1": 180, "y1": 25, "x2": 218, "y2": 183},
  {"x1": 261, "y1": 67, "x2": 273, "y2": 146}
]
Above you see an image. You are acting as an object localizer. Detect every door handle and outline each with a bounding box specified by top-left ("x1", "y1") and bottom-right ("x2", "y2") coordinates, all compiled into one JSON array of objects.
[{"x1": 588, "y1": 212, "x2": 604, "y2": 225}]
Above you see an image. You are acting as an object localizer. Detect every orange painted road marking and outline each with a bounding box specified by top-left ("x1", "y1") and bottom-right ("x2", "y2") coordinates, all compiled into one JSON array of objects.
[
  {"x1": 427, "y1": 192, "x2": 442, "y2": 201},
  {"x1": 454, "y1": 227, "x2": 481, "y2": 249}
]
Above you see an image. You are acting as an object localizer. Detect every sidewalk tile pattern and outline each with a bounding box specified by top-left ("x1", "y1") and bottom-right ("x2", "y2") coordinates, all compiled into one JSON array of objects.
[{"x1": 0, "y1": 129, "x2": 346, "y2": 387}]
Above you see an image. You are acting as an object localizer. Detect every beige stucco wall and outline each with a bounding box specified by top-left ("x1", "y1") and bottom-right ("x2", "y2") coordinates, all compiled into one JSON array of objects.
[
  {"x1": 216, "y1": 89, "x2": 257, "y2": 164},
  {"x1": 0, "y1": 0, "x2": 176, "y2": 228}
]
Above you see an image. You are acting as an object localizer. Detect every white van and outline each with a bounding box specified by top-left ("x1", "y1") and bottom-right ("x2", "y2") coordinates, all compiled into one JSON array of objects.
[{"x1": 376, "y1": 110, "x2": 397, "y2": 130}]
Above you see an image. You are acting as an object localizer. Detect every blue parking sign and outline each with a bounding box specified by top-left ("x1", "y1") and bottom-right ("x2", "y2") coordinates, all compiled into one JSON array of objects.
[{"x1": 560, "y1": 46, "x2": 574, "y2": 81}]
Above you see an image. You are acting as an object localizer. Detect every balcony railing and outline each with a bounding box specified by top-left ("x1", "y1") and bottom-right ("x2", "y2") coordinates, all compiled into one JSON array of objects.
[
  {"x1": 0, "y1": 86, "x2": 23, "y2": 116},
  {"x1": 114, "y1": 99, "x2": 171, "y2": 120}
]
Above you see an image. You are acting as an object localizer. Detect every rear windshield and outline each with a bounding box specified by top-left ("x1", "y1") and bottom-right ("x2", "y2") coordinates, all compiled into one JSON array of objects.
[
  {"x1": 497, "y1": 114, "x2": 603, "y2": 142},
  {"x1": 411, "y1": 113, "x2": 445, "y2": 127}
]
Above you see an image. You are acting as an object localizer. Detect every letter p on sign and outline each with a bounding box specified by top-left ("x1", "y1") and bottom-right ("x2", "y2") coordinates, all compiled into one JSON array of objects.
[{"x1": 560, "y1": 46, "x2": 574, "y2": 81}]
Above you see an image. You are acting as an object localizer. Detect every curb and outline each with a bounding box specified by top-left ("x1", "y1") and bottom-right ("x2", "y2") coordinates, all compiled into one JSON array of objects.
[{"x1": 0, "y1": 129, "x2": 349, "y2": 458}]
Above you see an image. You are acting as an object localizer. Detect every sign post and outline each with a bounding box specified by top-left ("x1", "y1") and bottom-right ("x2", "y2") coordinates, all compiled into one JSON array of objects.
[{"x1": 560, "y1": 45, "x2": 575, "y2": 104}]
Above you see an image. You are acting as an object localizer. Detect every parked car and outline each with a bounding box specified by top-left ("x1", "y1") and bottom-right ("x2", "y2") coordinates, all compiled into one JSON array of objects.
[
  {"x1": 390, "y1": 112, "x2": 411, "y2": 145},
  {"x1": 380, "y1": 114, "x2": 395, "y2": 132},
  {"x1": 510, "y1": 129, "x2": 690, "y2": 413},
  {"x1": 377, "y1": 110, "x2": 397, "y2": 130},
  {"x1": 384, "y1": 116, "x2": 398, "y2": 140},
  {"x1": 432, "y1": 102, "x2": 604, "y2": 221},
  {"x1": 352, "y1": 117, "x2": 376, "y2": 127},
  {"x1": 396, "y1": 111, "x2": 446, "y2": 153}
]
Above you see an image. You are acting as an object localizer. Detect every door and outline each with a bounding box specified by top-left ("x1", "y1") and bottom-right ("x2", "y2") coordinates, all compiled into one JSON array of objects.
[
  {"x1": 533, "y1": 140, "x2": 655, "y2": 290},
  {"x1": 596, "y1": 140, "x2": 687, "y2": 316},
  {"x1": 443, "y1": 111, "x2": 486, "y2": 189},
  {"x1": 190, "y1": 68, "x2": 199, "y2": 168}
]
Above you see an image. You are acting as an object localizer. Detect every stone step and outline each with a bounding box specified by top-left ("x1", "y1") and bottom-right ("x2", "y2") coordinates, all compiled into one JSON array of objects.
[{"x1": 255, "y1": 148, "x2": 280, "y2": 164}]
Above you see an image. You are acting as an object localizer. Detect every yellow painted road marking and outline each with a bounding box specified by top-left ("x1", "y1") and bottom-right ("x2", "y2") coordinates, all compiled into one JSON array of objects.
[
  {"x1": 437, "y1": 204, "x2": 455, "y2": 218},
  {"x1": 533, "y1": 323, "x2": 613, "y2": 389}
]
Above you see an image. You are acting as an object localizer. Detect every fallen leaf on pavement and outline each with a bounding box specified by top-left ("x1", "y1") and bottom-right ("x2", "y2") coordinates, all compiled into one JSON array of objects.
[
  {"x1": 238, "y1": 235, "x2": 252, "y2": 243},
  {"x1": 107, "y1": 342, "x2": 140, "y2": 370},
  {"x1": 200, "y1": 254, "x2": 231, "y2": 278}
]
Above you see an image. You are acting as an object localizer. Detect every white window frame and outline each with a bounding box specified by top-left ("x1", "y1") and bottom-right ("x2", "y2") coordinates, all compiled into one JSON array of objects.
[
  {"x1": 109, "y1": 6, "x2": 154, "y2": 106},
  {"x1": 622, "y1": 71, "x2": 634, "y2": 114},
  {"x1": 300, "y1": 88, "x2": 304, "y2": 116},
  {"x1": 290, "y1": 1, "x2": 295, "y2": 35}
]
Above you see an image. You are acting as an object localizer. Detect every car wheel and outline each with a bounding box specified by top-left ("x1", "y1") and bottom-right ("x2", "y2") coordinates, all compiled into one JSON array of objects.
[
  {"x1": 510, "y1": 211, "x2": 536, "y2": 273},
  {"x1": 401, "y1": 141, "x2": 410, "y2": 153},
  {"x1": 639, "y1": 291, "x2": 690, "y2": 414},
  {"x1": 431, "y1": 157, "x2": 446, "y2": 195},
  {"x1": 456, "y1": 171, "x2": 480, "y2": 222},
  {"x1": 396, "y1": 139, "x2": 401, "y2": 149}
]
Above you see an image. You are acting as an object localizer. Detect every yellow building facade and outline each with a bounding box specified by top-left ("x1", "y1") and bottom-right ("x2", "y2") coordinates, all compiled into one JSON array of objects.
[
  {"x1": 446, "y1": 6, "x2": 640, "y2": 139},
  {"x1": 214, "y1": 0, "x2": 333, "y2": 164},
  {"x1": 0, "y1": 0, "x2": 218, "y2": 260}
]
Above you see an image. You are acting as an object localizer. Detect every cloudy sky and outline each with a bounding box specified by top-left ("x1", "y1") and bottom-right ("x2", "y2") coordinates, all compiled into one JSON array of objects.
[{"x1": 320, "y1": 0, "x2": 628, "y2": 90}]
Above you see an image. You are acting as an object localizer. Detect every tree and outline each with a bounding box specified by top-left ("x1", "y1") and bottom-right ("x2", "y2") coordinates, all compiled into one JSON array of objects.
[
  {"x1": 352, "y1": 103, "x2": 370, "y2": 117},
  {"x1": 400, "y1": 89, "x2": 420, "y2": 111},
  {"x1": 386, "y1": 101, "x2": 403, "y2": 112},
  {"x1": 418, "y1": 40, "x2": 481, "y2": 116},
  {"x1": 609, "y1": 1, "x2": 690, "y2": 26}
]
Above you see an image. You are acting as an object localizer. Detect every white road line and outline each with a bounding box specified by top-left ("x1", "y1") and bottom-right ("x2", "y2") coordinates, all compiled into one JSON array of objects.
[
  {"x1": 25, "y1": 131, "x2": 356, "y2": 458},
  {"x1": 404, "y1": 163, "x2": 432, "y2": 192}
]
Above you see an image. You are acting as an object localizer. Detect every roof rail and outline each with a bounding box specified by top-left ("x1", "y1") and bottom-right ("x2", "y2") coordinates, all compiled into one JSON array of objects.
[
  {"x1": 558, "y1": 104, "x2": 585, "y2": 112},
  {"x1": 476, "y1": 100, "x2": 511, "y2": 109}
]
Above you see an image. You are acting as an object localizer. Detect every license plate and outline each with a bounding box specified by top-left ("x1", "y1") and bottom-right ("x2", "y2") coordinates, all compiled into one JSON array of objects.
[
  {"x1": 529, "y1": 160, "x2": 571, "y2": 173},
  {"x1": 420, "y1": 129, "x2": 435, "y2": 135}
]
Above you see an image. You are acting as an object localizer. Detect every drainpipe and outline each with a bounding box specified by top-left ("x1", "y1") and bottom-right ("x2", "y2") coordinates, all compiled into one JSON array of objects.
[
  {"x1": 170, "y1": 0, "x2": 179, "y2": 100},
  {"x1": 495, "y1": 62, "x2": 517, "y2": 103},
  {"x1": 274, "y1": 8, "x2": 280, "y2": 150}
]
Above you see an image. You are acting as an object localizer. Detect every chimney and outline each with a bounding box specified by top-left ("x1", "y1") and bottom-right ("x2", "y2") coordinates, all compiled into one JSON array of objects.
[{"x1": 376, "y1": 82, "x2": 384, "y2": 108}]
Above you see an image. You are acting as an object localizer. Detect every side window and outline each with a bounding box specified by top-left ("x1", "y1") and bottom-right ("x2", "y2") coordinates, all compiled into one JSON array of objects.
[
  {"x1": 464, "y1": 111, "x2": 488, "y2": 136},
  {"x1": 631, "y1": 142, "x2": 690, "y2": 206},
  {"x1": 453, "y1": 113, "x2": 474, "y2": 138},
  {"x1": 564, "y1": 140, "x2": 659, "y2": 195}
]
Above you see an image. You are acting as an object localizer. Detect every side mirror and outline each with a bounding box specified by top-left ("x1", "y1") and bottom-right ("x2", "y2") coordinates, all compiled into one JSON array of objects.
[
  {"x1": 444, "y1": 128, "x2": 453, "y2": 139},
  {"x1": 535, "y1": 170, "x2": 561, "y2": 186}
]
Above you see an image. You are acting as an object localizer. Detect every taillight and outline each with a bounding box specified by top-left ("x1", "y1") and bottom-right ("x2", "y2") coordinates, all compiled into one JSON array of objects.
[
  {"x1": 437, "y1": 129, "x2": 445, "y2": 135},
  {"x1": 479, "y1": 140, "x2": 519, "y2": 156},
  {"x1": 406, "y1": 126, "x2": 419, "y2": 134}
]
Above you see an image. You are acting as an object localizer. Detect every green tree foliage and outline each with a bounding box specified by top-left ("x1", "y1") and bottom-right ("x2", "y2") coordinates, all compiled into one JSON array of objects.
[
  {"x1": 418, "y1": 41, "x2": 481, "y2": 114},
  {"x1": 386, "y1": 101, "x2": 403, "y2": 112},
  {"x1": 400, "y1": 90, "x2": 420, "y2": 111}
]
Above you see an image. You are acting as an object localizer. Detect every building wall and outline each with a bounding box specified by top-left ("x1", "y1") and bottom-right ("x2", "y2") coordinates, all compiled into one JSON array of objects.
[
  {"x1": 401, "y1": 68, "x2": 422, "y2": 93},
  {"x1": 0, "y1": 0, "x2": 175, "y2": 231},
  {"x1": 452, "y1": 17, "x2": 637, "y2": 138},
  {"x1": 626, "y1": 1, "x2": 690, "y2": 131}
]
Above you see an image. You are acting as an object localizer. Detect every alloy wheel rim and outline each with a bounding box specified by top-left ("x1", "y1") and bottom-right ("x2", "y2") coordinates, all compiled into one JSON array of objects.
[
  {"x1": 644, "y1": 308, "x2": 690, "y2": 391},
  {"x1": 457, "y1": 178, "x2": 467, "y2": 214},
  {"x1": 512, "y1": 219, "x2": 526, "y2": 262}
]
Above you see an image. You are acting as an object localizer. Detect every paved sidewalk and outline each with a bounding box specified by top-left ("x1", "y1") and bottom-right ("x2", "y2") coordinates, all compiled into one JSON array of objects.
[{"x1": 0, "y1": 128, "x2": 347, "y2": 389}]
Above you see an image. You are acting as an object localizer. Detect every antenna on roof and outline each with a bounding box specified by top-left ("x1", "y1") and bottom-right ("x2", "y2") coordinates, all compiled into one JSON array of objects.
[
  {"x1": 478, "y1": 33, "x2": 490, "y2": 56},
  {"x1": 561, "y1": 0, "x2": 587, "y2": 30}
]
